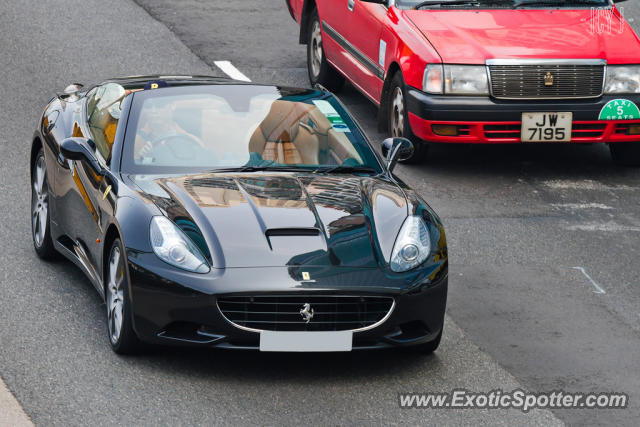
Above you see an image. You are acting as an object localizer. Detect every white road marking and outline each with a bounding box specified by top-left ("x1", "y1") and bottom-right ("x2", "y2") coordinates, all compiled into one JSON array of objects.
[
  {"x1": 0, "y1": 378, "x2": 33, "y2": 426},
  {"x1": 543, "y1": 179, "x2": 636, "y2": 191},
  {"x1": 551, "y1": 203, "x2": 614, "y2": 210},
  {"x1": 572, "y1": 267, "x2": 606, "y2": 294},
  {"x1": 214, "y1": 61, "x2": 251, "y2": 82},
  {"x1": 566, "y1": 222, "x2": 640, "y2": 232}
]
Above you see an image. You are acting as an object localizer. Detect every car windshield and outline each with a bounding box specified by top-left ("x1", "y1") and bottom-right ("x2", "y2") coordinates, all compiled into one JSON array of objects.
[
  {"x1": 121, "y1": 85, "x2": 382, "y2": 174},
  {"x1": 396, "y1": 0, "x2": 609, "y2": 8}
]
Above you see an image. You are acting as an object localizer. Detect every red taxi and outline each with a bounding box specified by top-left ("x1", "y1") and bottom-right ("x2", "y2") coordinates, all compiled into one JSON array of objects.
[{"x1": 286, "y1": 0, "x2": 640, "y2": 165}]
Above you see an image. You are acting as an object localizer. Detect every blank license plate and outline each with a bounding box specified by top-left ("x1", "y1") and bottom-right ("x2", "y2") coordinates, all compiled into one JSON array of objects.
[
  {"x1": 259, "y1": 330, "x2": 353, "y2": 352},
  {"x1": 521, "y1": 112, "x2": 572, "y2": 142}
]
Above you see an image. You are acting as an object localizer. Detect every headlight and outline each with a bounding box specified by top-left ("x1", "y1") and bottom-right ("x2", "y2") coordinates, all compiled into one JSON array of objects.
[
  {"x1": 150, "y1": 216, "x2": 210, "y2": 273},
  {"x1": 605, "y1": 65, "x2": 640, "y2": 94},
  {"x1": 444, "y1": 65, "x2": 489, "y2": 95},
  {"x1": 423, "y1": 64, "x2": 489, "y2": 95},
  {"x1": 390, "y1": 216, "x2": 431, "y2": 272}
]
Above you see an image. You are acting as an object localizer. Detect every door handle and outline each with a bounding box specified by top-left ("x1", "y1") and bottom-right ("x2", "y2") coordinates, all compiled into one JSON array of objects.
[{"x1": 348, "y1": 0, "x2": 355, "y2": 11}]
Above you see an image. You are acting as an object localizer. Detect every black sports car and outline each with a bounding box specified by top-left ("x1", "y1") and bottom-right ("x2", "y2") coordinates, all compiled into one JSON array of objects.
[{"x1": 31, "y1": 75, "x2": 447, "y2": 354}]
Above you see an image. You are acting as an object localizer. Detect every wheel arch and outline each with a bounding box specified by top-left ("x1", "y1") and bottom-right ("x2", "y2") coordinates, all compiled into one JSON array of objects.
[
  {"x1": 102, "y1": 223, "x2": 123, "y2": 296},
  {"x1": 378, "y1": 62, "x2": 403, "y2": 132},
  {"x1": 299, "y1": 0, "x2": 317, "y2": 44},
  {"x1": 30, "y1": 135, "x2": 43, "y2": 177},
  {"x1": 102, "y1": 218, "x2": 143, "y2": 352}
]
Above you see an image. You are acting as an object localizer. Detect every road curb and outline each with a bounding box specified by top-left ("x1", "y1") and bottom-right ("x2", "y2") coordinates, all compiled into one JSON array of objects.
[{"x1": 0, "y1": 377, "x2": 33, "y2": 427}]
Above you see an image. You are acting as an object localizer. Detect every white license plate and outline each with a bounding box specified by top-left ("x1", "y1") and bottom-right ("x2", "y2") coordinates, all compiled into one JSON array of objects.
[
  {"x1": 259, "y1": 330, "x2": 353, "y2": 352},
  {"x1": 521, "y1": 112, "x2": 572, "y2": 142}
]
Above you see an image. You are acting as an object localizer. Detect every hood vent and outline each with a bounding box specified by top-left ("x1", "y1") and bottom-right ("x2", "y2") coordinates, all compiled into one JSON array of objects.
[{"x1": 265, "y1": 227, "x2": 320, "y2": 237}]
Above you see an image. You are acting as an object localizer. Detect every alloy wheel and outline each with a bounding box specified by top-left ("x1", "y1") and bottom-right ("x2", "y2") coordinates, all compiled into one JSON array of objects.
[
  {"x1": 107, "y1": 245, "x2": 125, "y2": 344},
  {"x1": 31, "y1": 155, "x2": 49, "y2": 248},
  {"x1": 390, "y1": 87, "x2": 405, "y2": 138},
  {"x1": 310, "y1": 20, "x2": 323, "y2": 79}
]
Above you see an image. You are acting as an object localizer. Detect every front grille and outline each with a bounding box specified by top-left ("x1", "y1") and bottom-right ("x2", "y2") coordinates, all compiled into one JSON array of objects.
[
  {"x1": 217, "y1": 294, "x2": 395, "y2": 332},
  {"x1": 457, "y1": 125, "x2": 470, "y2": 136},
  {"x1": 488, "y1": 64, "x2": 604, "y2": 99},
  {"x1": 615, "y1": 124, "x2": 629, "y2": 135},
  {"x1": 484, "y1": 124, "x2": 521, "y2": 139},
  {"x1": 482, "y1": 122, "x2": 608, "y2": 140},
  {"x1": 572, "y1": 122, "x2": 607, "y2": 138}
]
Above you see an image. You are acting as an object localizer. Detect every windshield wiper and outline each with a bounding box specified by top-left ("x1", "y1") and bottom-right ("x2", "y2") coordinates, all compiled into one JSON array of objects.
[
  {"x1": 208, "y1": 163, "x2": 379, "y2": 175},
  {"x1": 313, "y1": 165, "x2": 380, "y2": 175},
  {"x1": 414, "y1": 0, "x2": 480, "y2": 9},
  {"x1": 209, "y1": 165, "x2": 310, "y2": 173},
  {"x1": 512, "y1": 0, "x2": 604, "y2": 8}
]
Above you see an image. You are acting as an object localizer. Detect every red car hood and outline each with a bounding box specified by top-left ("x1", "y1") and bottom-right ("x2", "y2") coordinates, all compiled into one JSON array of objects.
[{"x1": 404, "y1": 9, "x2": 640, "y2": 64}]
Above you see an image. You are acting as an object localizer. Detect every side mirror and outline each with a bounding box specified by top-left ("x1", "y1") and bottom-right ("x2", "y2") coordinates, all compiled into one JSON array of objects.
[
  {"x1": 63, "y1": 83, "x2": 83, "y2": 96},
  {"x1": 60, "y1": 137, "x2": 103, "y2": 175},
  {"x1": 382, "y1": 137, "x2": 414, "y2": 172}
]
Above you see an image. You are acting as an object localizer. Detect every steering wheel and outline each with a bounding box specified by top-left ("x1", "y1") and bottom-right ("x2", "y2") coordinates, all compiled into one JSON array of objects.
[{"x1": 140, "y1": 133, "x2": 213, "y2": 164}]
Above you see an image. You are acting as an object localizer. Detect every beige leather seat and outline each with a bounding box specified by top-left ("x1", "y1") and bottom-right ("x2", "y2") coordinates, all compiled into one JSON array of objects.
[
  {"x1": 249, "y1": 101, "x2": 319, "y2": 164},
  {"x1": 248, "y1": 100, "x2": 364, "y2": 166}
]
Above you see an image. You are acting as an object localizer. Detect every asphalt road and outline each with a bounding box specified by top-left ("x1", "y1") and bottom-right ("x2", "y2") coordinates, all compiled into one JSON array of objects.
[
  {"x1": 0, "y1": 0, "x2": 638, "y2": 425},
  {"x1": 134, "y1": 1, "x2": 640, "y2": 424}
]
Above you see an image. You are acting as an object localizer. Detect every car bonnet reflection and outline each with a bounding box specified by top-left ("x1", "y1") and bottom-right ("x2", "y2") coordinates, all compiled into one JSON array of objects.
[{"x1": 129, "y1": 173, "x2": 409, "y2": 270}]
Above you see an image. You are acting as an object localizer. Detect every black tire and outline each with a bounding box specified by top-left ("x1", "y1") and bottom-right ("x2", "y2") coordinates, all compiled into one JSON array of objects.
[
  {"x1": 413, "y1": 329, "x2": 442, "y2": 355},
  {"x1": 307, "y1": 8, "x2": 345, "y2": 92},
  {"x1": 105, "y1": 238, "x2": 142, "y2": 354},
  {"x1": 31, "y1": 148, "x2": 57, "y2": 259},
  {"x1": 387, "y1": 72, "x2": 429, "y2": 164},
  {"x1": 610, "y1": 142, "x2": 640, "y2": 167}
]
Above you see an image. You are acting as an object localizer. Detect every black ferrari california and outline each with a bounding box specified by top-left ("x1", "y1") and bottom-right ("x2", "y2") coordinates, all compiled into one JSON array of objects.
[{"x1": 31, "y1": 75, "x2": 447, "y2": 354}]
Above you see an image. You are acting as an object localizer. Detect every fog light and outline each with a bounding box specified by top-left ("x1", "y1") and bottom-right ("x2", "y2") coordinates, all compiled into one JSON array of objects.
[
  {"x1": 629, "y1": 125, "x2": 640, "y2": 135},
  {"x1": 432, "y1": 124, "x2": 459, "y2": 136}
]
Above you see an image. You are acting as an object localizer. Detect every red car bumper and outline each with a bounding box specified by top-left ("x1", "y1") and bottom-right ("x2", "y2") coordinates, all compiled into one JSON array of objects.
[
  {"x1": 406, "y1": 88, "x2": 640, "y2": 144},
  {"x1": 409, "y1": 115, "x2": 640, "y2": 144}
]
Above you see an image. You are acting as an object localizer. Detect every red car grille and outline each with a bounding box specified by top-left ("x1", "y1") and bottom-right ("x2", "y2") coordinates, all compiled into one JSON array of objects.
[
  {"x1": 457, "y1": 125, "x2": 471, "y2": 136},
  {"x1": 572, "y1": 122, "x2": 608, "y2": 138},
  {"x1": 488, "y1": 64, "x2": 605, "y2": 99},
  {"x1": 615, "y1": 123, "x2": 635, "y2": 135},
  {"x1": 483, "y1": 122, "x2": 608, "y2": 140},
  {"x1": 484, "y1": 124, "x2": 520, "y2": 139}
]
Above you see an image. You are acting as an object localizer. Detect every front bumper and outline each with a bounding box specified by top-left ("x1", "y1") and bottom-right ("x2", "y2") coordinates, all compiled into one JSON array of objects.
[
  {"x1": 126, "y1": 252, "x2": 448, "y2": 350},
  {"x1": 406, "y1": 88, "x2": 640, "y2": 144}
]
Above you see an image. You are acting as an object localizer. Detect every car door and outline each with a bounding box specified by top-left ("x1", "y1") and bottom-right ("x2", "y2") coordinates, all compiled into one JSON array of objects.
[
  {"x1": 317, "y1": 0, "x2": 353, "y2": 73},
  {"x1": 61, "y1": 83, "x2": 124, "y2": 278},
  {"x1": 51, "y1": 92, "x2": 100, "y2": 262},
  {"x1": 347, "y1": 0, "x2": 387, "y2": 101},
  {"x1": 320, "y1": 0, "x2": 386, "y2": 103}
]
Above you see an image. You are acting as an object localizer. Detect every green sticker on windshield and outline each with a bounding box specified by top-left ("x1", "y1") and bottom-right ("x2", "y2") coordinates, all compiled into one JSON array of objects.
[
  {"x1": 313, "y1": 100, "x2": 350, "y2": 132},
  {"x1": 599, "y1": 99, "x2": 640, "y2": 120}
]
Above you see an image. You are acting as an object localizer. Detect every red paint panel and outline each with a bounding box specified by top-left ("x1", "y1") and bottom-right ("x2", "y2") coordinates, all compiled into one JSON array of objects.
[{"x1": 402, "y1": 9, "x2": 640, "y2": 64}]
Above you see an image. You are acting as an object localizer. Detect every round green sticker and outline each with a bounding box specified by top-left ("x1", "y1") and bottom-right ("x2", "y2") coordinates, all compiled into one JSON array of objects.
[{"x1": 598, "y1": 99, "x2": 640, "y2": 120}]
